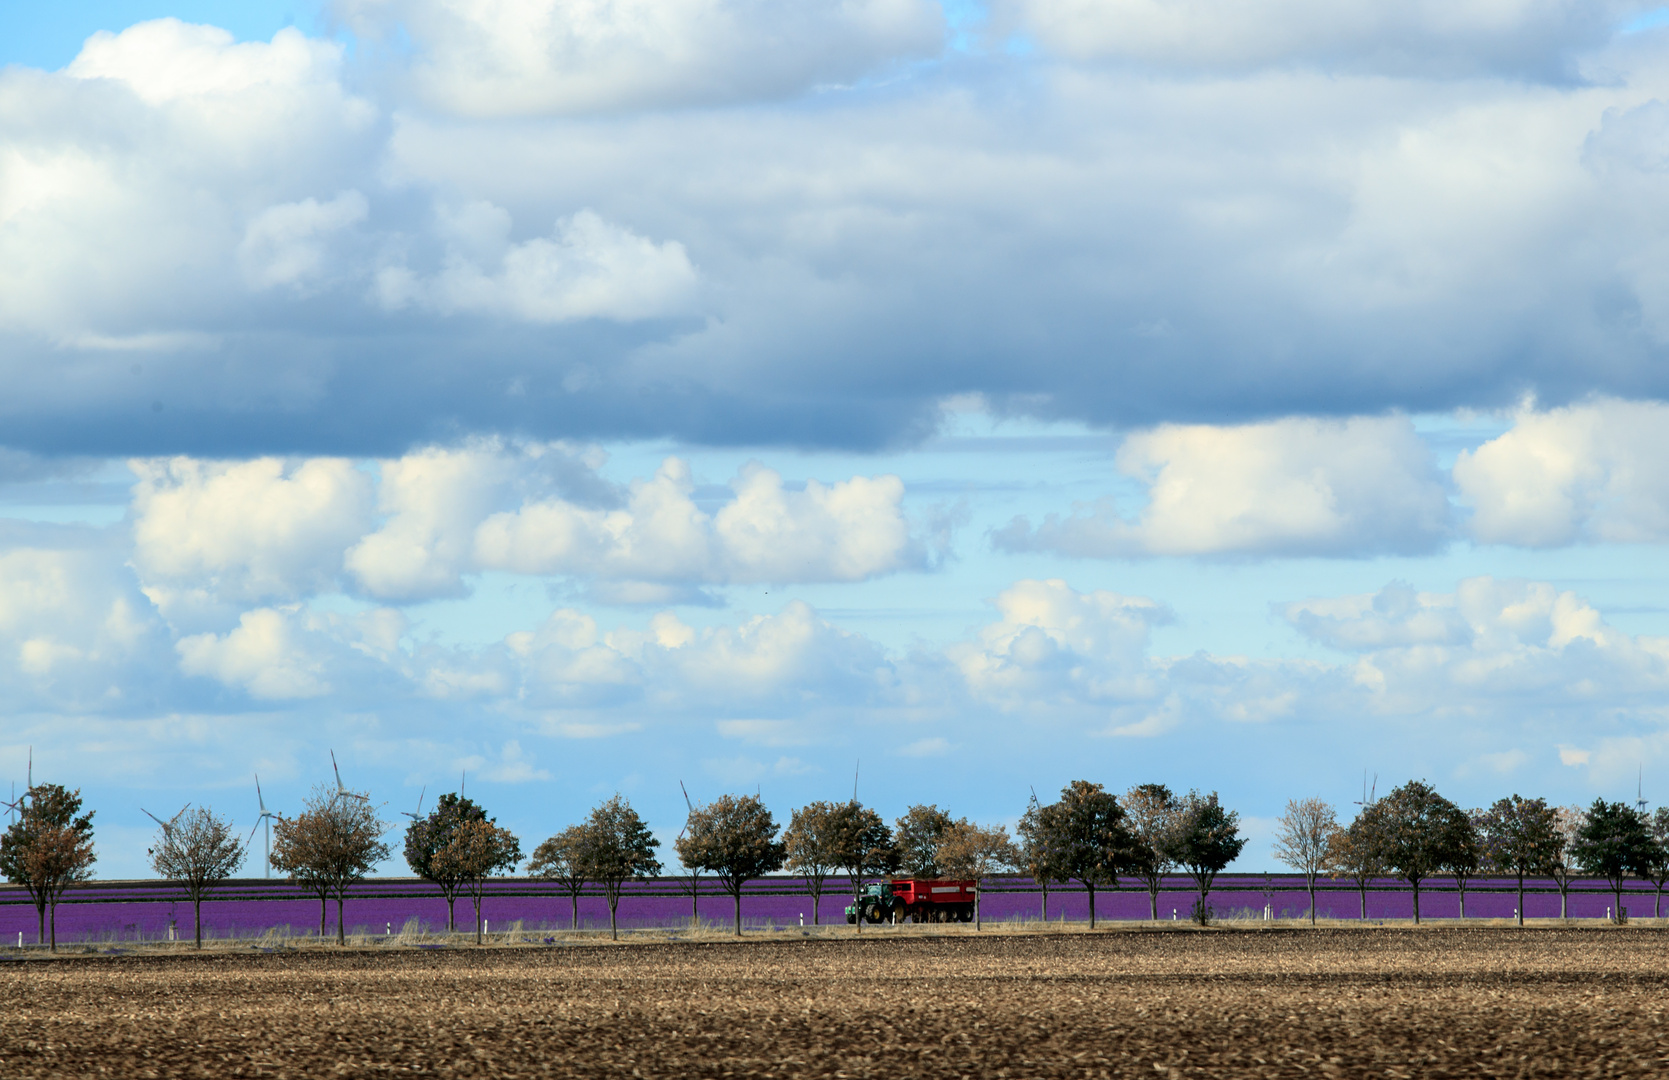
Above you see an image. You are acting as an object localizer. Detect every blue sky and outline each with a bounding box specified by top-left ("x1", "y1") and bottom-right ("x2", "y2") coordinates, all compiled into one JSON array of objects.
[{"x1": 6, "y1": 0, "x2": 1669, "y2": 879}]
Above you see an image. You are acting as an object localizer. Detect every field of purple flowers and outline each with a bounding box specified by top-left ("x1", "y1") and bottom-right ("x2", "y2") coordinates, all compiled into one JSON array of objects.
[{"x1": 3, "y1": 872, "x2": 1662, "y2": 944}]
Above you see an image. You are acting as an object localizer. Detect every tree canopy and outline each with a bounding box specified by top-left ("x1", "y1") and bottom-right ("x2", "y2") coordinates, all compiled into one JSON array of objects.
[
  {"x1": 675, "y1": 793, "x2": 786, "y2": 935},
  {"x1": 0, "y1": 783, "x2": 96, "y2": 951},
  {"x1": 148, "y1": 805, "x2": 246, "y2": 948}
]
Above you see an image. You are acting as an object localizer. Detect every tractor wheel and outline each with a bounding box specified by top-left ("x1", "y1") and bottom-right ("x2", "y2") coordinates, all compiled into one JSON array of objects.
[
  {"x1": 846, "y1": 913, "x2": 856, "y2": 924},
  {"x1": 865, "y1": 903, "x2": 883, "y2": 924}
]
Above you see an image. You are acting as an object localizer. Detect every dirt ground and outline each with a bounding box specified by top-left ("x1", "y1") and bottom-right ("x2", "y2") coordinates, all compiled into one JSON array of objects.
[{"x1": 2, "y1": 927, "x2": 1666, "y2": 1078}]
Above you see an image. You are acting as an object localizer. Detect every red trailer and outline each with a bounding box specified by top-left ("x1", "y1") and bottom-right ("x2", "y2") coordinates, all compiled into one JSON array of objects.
[{"x1": 889, "y1": 878, "x2": 977, "y2": 923}]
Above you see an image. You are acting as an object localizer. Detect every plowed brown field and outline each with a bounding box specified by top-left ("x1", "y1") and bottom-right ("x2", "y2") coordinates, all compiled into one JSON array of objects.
[{"x1": 3, "y1": 927, "x2": 1667, "y2": 1078}]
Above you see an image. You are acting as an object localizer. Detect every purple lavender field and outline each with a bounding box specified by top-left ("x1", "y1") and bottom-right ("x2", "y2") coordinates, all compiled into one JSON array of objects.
[{"x1": 3, "y1": 873, "x2": 1663, "y2": 945}]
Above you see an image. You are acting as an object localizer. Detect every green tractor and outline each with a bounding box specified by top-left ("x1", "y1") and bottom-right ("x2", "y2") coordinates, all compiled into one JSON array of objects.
[{"x1": 844, "y1": 882, "x2": 904, "y2": 924}]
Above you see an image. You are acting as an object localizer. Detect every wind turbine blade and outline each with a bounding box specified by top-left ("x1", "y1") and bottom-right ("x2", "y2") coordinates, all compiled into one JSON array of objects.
[
  {"x1": 417, "y1": 785, "x2": 425, "y2": 816},
  {"x1": 331, "y1": 750, "x2": 346, "y2": 790},
  {"x1": 142, "y1": 808, "x2": 167, "y2": 828},
  {"x1": 245, "y1": 820, "x2": 262, "y2": 848},
  {"x1": 680, "y1": 780, "x2": 695, "y2": 814},
  {"x1": 255, "y1": 774, "x2": 267, "y2": 814}
]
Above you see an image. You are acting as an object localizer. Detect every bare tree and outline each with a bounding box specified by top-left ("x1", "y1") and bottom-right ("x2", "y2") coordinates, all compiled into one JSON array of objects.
[
  {"x1": 1123, "y1": 784, "x2": 1181, "y2": 921},
  {"x1": 1326, "y1": 811, "x2": 1385, "y2": 919},
  {"x1": 1549, "y1": 805, "x2": 1586, "y2": 919},
  {"x1": 403, "y1": 793, "x2": 488, "y2": 932},
  {"x1": 1272, "y1": 797, "x2": 1339, "y2": 925},
  {"x1": 433, "y1": 818, "x2": 522, "y2": 944},
  {"x1": 528, "y1": 825, "x2": 590, "y2": 929},
  {"x1": 0, "y1": 783, "x2": 96, "y2": 951},
  {"x1": 149, "y1": 806, "x2": 246, "y2": 948},
  {"x1": 784, "y1": 801, "x2": 841, "y2": 925},
  {"x1": 893, "y1": 804, "x2": 954, "y2": 878},
  {"x1": 1017, "y1": 790, "x2": 1063, "y2": 920},
  {"x1": 936, "y1": 820, "x2": 1019, "y2": 929},
  {"x1": 827, "y1": 801, "x2": 896, "y2": 934},
  {"x1": 675, "y1": 794, "x2": 785, "y2": 935},
  {"x1": 271, "y1": 783, "x2": 392, "y2": 945},
  {"x1": 1477, "y1": 794, "x2": 1562, "y2": 925},
  {"x1": 577, "y1": 795, "x2": 660, "y2": 941}
]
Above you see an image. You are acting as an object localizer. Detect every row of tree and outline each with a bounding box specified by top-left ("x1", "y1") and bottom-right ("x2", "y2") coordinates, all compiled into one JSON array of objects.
[
  {"x1": 8, "y1": 774, "x2": 1667, "y2": 951},
  {"x1": 1272, "y1": 782, "x2": 1669, "y2": 925}
]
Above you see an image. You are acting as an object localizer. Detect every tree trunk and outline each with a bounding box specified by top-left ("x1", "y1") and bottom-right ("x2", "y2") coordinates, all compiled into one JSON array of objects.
[
  {"x1": 194, "y1": 895, "x2": 203, "y2": 949},
  {"x1": 1358, "y1": 882, "x2": 1367, "y2": 920},
  {"x1": 1148, "y1": 880, "x2": 1160, "y2": 920},
  {"x1": 809, "y1": 879, "x2": 822, "y2": 925},
  {"x1": 1614, "y1": 883, "x2": 1623, "y2": 921},
  {"x1": 36, "y1": 899, "x2": 45, "y2": 945},
  {"x1": 1086, "y1": 883, "x2": 1096, "y2": 929},
  {"x1": 690, "y1": 873, "x2": 699, "y2": 925},
  {"x1": 1308, "y1": 875, "x2": 1317, "y2": 925},
  {"x1": 1657, "y1": 884, "x2": 1663, "y2": 919},
  {"x1": 319, "y1": 896, "x2": 327, "y2": 938},
  {"x1": 1457, "y1": 881, "x2": 1467, "y2": 919},
  {"x1": 447, "y1": 890, "x2": 457, "y2": 933},
  {"x1": 1411, "y1": 880, "x2": 1421, "y2": 925},
  {"x1": 337, "y1": 894, "x2": 347, "y2": 945},
  {"x1": 1560, "y1": 881, "x2": 1569, "y2": 919},
  {"x1": 1040, "y1": 882, "x2": 1048, "y2": 921},
  {"x1": 473, "y1": 890, "x2": 483, "y2": 945},
  {"x1": 48, "y1": 899, "x2": 57, "y2": 953},
  {"x1": 733, "y1": 889, "x2": 742, "y2": 936},
  {"x1": 609, "y1": 894, "x2": 619, "y2": 941},
  {"x1": 570, "y1": 893, "x2": 579, "y2": 930},
  {"x1": 975, "y1": 884, "x2": 982, "y2": 930}
]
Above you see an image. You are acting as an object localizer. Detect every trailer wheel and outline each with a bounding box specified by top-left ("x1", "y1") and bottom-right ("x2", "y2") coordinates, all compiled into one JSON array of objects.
[{"x1": 959, "y1": 906, "x2": 973, "y2": 923}]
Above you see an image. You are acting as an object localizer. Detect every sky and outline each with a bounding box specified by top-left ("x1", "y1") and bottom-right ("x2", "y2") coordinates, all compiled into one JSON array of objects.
[{"x1": 7, "y1": 0, "x2": 1669, "y2": 879}]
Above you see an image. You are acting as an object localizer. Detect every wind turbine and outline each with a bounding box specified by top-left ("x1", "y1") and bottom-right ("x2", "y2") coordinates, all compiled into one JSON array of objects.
[
  {"x1": 330, "y1": 750, "x2": 370, "y2": 805},
  {"x1": 1355, "y1": 771, "x2": 1378, "y2": 808},
  {"x1": 400, "y1": 786, "x2": 427, "y2": 822},
  {"x1": 142, "y1": 804, "x2": 190, "y2": 850},
  {"x1": 244, "y1": 776, "x2": 278, "y2": 879}
]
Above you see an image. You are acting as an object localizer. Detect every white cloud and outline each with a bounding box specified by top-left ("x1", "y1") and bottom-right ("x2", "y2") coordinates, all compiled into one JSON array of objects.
[
  {"x1": 996, "y1": 416, "x2": 1450, "y2": 558},
  {"x1": 950, "y1": 579, "x2": 1168, "y2": 710},
  {"x1": 131, "y1": 456, "x2": 374, "y2": 614},
  {"x1": 346, "y1": 444, "x2": 518, "y2": 601},
  {"x1": 1455, "y1": 398, "x2": 1669, "y2": 546},
  {"x1": 1003, "y1": 0, "x2": 1645, "y2": 77},
  {"x1": 381, "y1": 207, "x2": 699, "y2": 323},
  {"x1": 551, "y1": 720, "x2": 642, "y2": 738},
  {"x1": 176, "y1": 607, "x2": 332, "y2": 699},
  {"x1": 459, "y1": 739, "x2": 552, "y2": 782},
  {"x1": 0, "y1": 20, "x2": 375, "y2": 342},
  {"x1": 1286, "y1": 575, "x2": 1669, "y2": 711},
  {"x1": 477, "y1": 457, "x2": 915, "y2": 584},
  {"x1": 239, "y1": 190, "x2": 368, "y2": 292},
  {"x1": 337, "y1": 0, "x2": 945, "y2": 116}
]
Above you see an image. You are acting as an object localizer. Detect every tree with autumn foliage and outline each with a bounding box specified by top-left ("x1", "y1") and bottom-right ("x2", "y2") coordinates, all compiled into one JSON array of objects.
[
  {"x1": 1272, "y1": 797, "x2": 1339, "y2": 925},
  {"x1": 404, "y1": 793, "x2": 491, "y2": 932},
  {"x1": 936, "y1": 819, "x2": 1019, "y2": 929},
  {"x1": 0, "y1": 783, "x2": 96, "y2": 951},
  {"x1": 432, "y1": 817, "x2": 522, "y2": 944},
  {"x1": 784, "y1": 800, "x2": 842, "y2": 925},
  {"x1": 271, "y1": 784, "x2": 391, "y2": 944},
  {"x1": 1476, "y1": 795, "x2": 1562, "y2": 925}
]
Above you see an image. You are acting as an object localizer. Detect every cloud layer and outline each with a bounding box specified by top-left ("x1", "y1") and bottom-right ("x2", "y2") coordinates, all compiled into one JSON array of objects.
[{"x1": 6, "y1": 12, "x2": 1669, "y2": 453}]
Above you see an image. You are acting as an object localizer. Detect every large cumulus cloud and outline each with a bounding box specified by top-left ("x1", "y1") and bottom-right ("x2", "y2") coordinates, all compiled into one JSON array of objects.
[{"x1": 6, "y1": 11, "x2": 1669, "y2": 453}]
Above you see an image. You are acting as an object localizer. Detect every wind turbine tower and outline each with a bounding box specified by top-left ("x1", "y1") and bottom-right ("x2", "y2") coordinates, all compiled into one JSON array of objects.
[{"x1": 246, "y1": 776, "x2": 279, "y2": 878}]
